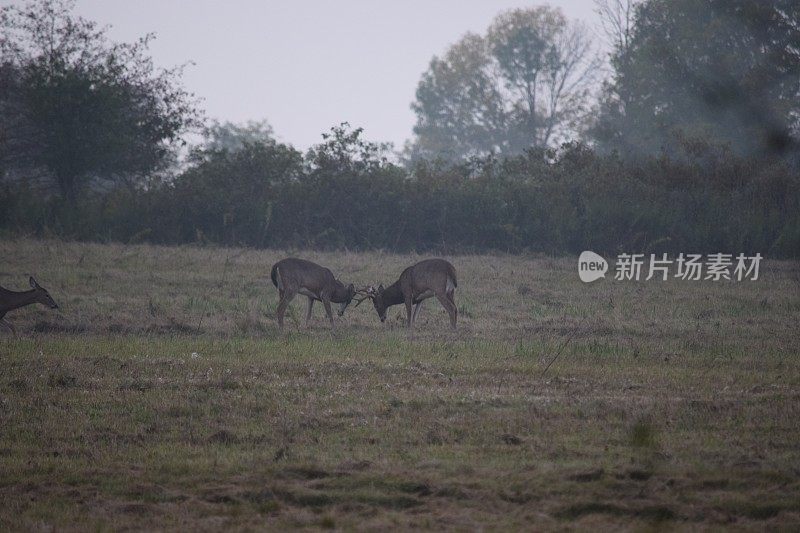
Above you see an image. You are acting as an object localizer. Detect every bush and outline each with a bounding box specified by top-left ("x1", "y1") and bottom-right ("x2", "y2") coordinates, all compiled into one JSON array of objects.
[{"x1": 2, "y1": 141, "x2": 798, "y2": 258}]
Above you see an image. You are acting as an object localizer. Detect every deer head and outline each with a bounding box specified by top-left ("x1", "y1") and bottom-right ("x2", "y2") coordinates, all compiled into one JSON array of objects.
[
  {"x1": 30, "y1": 277, "x2": 59, "y2": 309},
  {"x1": 354, "y1": 285, "x2": 387, "y2": 322}
]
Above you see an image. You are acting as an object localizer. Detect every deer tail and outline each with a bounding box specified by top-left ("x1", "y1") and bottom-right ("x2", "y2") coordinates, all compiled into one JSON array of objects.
[
  {"x1": 270, "y1": 264, "x2": 279, "y2": 288},
  {"x1": 448, "y1": 263, "x2": 458, "y2": 288}
]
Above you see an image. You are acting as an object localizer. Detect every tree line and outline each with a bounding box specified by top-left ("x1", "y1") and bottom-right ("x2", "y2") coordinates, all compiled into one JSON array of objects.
[{"x1": 1, "y1": 0, "x2": 799, "y2": 257}]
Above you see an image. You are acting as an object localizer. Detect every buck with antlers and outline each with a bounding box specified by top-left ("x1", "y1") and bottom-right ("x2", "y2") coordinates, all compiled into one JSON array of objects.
[
  {"x1": 0, "y1": 277, "x2": 60, "y2": 334},
  {"x1": 271, "y1": 258, "x2": 356, "y2": 329},
  {"x1": 355, "y1": 258, "x2": 458, "y2": 330}
]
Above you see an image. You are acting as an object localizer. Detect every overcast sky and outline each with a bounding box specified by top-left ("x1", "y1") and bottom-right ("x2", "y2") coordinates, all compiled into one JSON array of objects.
[{"x1": 61, "y1": 0, "x2": 604, "y2": 151}]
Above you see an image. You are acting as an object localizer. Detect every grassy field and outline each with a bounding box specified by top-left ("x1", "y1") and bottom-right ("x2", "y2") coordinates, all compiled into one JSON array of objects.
[{"x1": 1, "y1": 238, "x2": 799, "y2": 530}]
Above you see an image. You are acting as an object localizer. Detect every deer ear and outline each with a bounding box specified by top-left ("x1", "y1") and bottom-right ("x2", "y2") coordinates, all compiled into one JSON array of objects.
[
  {"x1": 378, "y1": 284, "x2": 384, "y2": 292},
  {"x1": 29, "y1": 276, "x2": 38, "y2": 288},
  {"x1": 348, "y1": 283, "x2": 354, "y2": 293}
]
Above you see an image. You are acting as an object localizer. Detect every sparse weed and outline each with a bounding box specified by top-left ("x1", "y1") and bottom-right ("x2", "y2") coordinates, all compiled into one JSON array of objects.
[{"x1": 628, "y1": 415, "x2": 659, "y2": 450}]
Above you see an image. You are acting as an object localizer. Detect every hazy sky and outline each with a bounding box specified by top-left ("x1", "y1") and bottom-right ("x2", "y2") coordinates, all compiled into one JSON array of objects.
[{"x1": 60, "y1": 0, "x2": 604, "y2": 150}]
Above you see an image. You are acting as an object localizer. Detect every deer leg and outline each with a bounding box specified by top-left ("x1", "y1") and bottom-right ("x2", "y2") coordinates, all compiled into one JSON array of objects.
[
  {"x1": 321, "y1": 296, "x2": 334, "y2": 328},
  {"x1": 404, "y1": 297, "x2": 413, "y2": 329},
  {"x1": 305, "y1": 297, "x2": 314, "y2": 326},
  {"x1": 412, "y1": 301, "x2": 424, "y2": 325},
  {"x1": 447, "y1": 290, "x2": 457, "y2": 325},
  {"x1": 276, "y1": 290, "x2": 296, "y2": 329},
  {"x1": 435, "y1": 292, "x2": 457, "y2": 330}
]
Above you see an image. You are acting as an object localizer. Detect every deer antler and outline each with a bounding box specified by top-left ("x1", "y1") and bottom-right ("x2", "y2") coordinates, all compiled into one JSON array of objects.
[{"x1": 353, "y1": 286, "x2": 375, "y2": 307}]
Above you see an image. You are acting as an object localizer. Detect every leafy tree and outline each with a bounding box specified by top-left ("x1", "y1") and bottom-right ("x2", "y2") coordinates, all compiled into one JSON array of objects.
[
  {"x1": 171, "y1": 138, "x2": 303, "y2": 246},
  {"x1": 306, "y1": 122, "x2": 396, "y2": 177},
  {"x1": 407, "y1": 34, "x2": 507, "y2": 161},
  {"x1": 298, "y1": 123, "x2": 405, "y2": 249},
  {"x1": 593, "y1": 0, "x2": 800, "y2": 159},
  {"x1": 408, "y1": 7, "x2": 599, "y2": 161},
  {"x1": 0, "y1": 0, "x2": 199, "y2": 201},
  {"x1": 201, "y1": 119, "x2": 274, "y2": 153}
]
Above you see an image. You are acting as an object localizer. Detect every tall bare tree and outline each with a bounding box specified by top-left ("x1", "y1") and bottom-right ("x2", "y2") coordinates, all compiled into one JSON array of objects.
[
  {"x1": 594, "y1": 0, "x2": 638, "y2": 60},
  {"x1": 408, "y1": 6, "x2": 599, "y2": 161}
]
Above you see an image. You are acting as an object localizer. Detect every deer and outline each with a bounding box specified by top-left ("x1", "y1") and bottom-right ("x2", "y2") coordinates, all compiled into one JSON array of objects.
[
  {"x1": 0, "y1": 277, "x2": 60, "y2": 334},
  {"x1": 271, "y1": 258, "x2": 356, "y2": 329},
  {"x1": 354, "y1": 258, "x2": 458, "y2": 330}
]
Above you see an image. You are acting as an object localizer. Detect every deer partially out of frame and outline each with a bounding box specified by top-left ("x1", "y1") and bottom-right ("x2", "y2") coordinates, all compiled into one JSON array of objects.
[
  {"x1": 271, "y1": 258, "x2": 356, "y2": 329},
  {"x1": 355, "y1": 258, "x2": 458, "y2": 329},
  {"x1": 0, "y1": 277, "x2": 59, "y2": 333}
]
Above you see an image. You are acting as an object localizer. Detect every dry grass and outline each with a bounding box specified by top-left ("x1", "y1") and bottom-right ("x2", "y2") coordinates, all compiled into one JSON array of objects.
[{"x1": 1, "y1": 238, "x2": 799, "y2": 530}]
